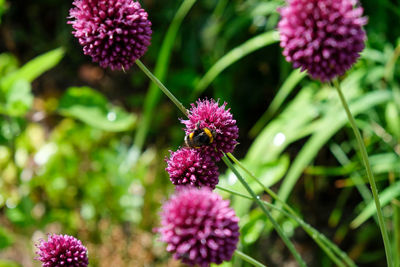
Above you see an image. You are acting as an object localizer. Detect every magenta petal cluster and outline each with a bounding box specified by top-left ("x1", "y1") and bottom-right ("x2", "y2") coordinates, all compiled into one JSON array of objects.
[
  {"x1": 166, "y1": 147, "x2": 219, "y2": 189},
  {"x1": 182, "y1": 99, "x2": 239, "y2": 161},
  {"x1": 35, "y1": 234, "x2": 88, "y2": 267},
  {"x1": 278, "y1": 0, "x2": 367, "y2": 82},
  {"x1": 158, "y1": 188, "x2": 240, "y2": 267},
  {"x1": 68, "y1": 0, "x2": 152, "y2": 70}
]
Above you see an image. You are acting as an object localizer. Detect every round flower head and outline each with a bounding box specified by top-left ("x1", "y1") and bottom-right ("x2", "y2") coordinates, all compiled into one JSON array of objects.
[
  {"x1": 35, "y1": 234, "x2": 89, "y2": 267},
  {"x1": 278, "y1": 0, "x2": 367, "y2": 82},
  {"x1": 68, "y1": 0, "x2": 152, "y2": 70},
  {"x1": 181, "y1": 99, "x2": 239, "y2": 161},
  {"x1": 166, "y1": 147, "x2": 219, "y2": 189},
  {"x1": 158, "y1": 188, "x2": 240, "y2": 266}
]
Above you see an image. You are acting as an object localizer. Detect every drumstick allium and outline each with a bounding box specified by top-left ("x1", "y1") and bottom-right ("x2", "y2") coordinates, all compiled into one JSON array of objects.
[
  {"x1": 166, "y1": 147, "x2": 219, "y2": 189},
  {"x1": 158, "y1": 188, "x2": 240, "y2": 267},
  {"x1": 278, "y1": 0, "x2": 367, "y2": 82},
  {"x1": 181, "y1": 99, "x2": 239, "y2": 161},
  {"x1": 35, "y1": 234, "x2": 89, "y2": 267},
  {"x1": 68, "y1": 0, "x2": 152, "y2": 70}
]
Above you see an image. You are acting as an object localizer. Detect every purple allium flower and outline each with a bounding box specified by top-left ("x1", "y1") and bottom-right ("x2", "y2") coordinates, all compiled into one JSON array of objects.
[
  {"x1": 278, "y1": 0, "x2": 367, "y2": 82},
  {"x1": 181, "y1": 99, "x2": 239, "y2": 161},
  {"x1": 68, "y1": 0, "x2": 152, "y2": 71},
  {"x1": 35, "y1": 234, "x2": 89, "y2": 267},
  {"x1": 158, "y1": 188, "x2": 240, "y2": 267},
  {"x1": 166, "y1": 147, "x2": 219, "y2": 189}
]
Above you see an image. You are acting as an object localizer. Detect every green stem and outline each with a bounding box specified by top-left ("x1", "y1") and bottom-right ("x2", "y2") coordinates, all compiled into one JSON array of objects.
[
  {"x1": 226, "y1": 153, "x2": 355, "y2": 267},
  {"x1": 135, "y1": 60, "x2": 188, "y2": 116},
  {"x1": 222, "y1": 155, "x2": 307, "y2": 267},
  {"x1": 234, "y1": 250, "x2": 266, "y2": 267},
  {"x1": 217, "y1": 185, "x2": 346, "y2": 267},
  {"x1": 134, "y1": 0, "x2": 196, "y2": 151},
  {"x1": 333, "y1": 79, "x2": 393, "y2": 267}
]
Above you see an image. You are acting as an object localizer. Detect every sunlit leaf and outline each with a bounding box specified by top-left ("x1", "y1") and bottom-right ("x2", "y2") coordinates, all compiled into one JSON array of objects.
[
  {"x1": 385, "y1": 102, "x2": 400, "y2": 138},
  {"x1": 351, "y1": 181, "x2": 400, "y2": 228},
  {"x1": 0, "y1": 48, "x2": 64, "y2": 92},
  {"x1": 278, "y1": 89, "x2": 392, "y2": 202},
  {"x1": 2, "y1": 79, "x2": 33, "y2": 116},
  {"x1": 0, "y1": 53, "x2": 18, "y2": 76},
  {"x1": 58, "y1": 86, "x2": 136, "y2": 132}
]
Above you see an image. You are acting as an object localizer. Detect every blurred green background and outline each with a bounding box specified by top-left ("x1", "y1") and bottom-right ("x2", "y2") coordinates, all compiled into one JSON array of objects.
[{"x1": 0, "y1": 0, "x2": 399, "y2": 266}]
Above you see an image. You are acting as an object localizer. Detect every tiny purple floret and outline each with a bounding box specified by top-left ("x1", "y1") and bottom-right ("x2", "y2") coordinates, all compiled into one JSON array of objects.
[
  {"x1": 35, "y1": 234, "x2": 89, "y2": 267},
  {"x1": 278, "y1": 0, "x2": 367, "y2": 82},
  {"x1": 158, "y1": 188, "x2": 240, "y2": 267},
  {"x1": 166, "y1": 147, "x2": 219, "y2": 189},
  {"x1": 68, "y1": 0, "x2": 152, "y2": 71},
  {"x1": 181, "y1": 99, "x2": 239, "y2": 161}
]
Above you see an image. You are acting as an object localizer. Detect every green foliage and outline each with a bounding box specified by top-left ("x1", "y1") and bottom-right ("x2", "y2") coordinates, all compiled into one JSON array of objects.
[
  {"x1": 0, "y1": 48, "x2": 65, "y2": 93},
  {"x1": 0, "y1": 0, "x2": 399, "y2": 266},
  {"x1": 59, "y1": 86, "x2": 137, "y2": 132},
  {"x1": 3, "y1": 80, "x2": 33, "y2": 117}
]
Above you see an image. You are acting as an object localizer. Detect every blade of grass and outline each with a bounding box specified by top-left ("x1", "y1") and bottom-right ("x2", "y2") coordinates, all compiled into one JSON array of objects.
[
  {"x1": 217, "y1": 185, "x2": 348, "y2": 267},
  {"x1": 277, "y1": 89, "x2": 392, "y2": 203},
  {"x1": 249, "y1": 69, "x2": 306, "y2": 138},
  {"x1": 226, "y1": 153, "x2": 356, "y2": 267},
  {"x1": 333, "y1": 79, "x2": 392, "y2": 267},
  {"x1": 193, "y1": 31, "x2": 279, "y2": 96},
  {"x1": 0, "y1": 47, "x2": 65, "y2": 92},
  {"x1": 222, "y1": 155, "x2": 307, "y2": 267},
  {"x1": 133, "y1": 0, "x2": 196, "y2": 152},
  {"x1": 234, "y1": 250, "x2": 266, "y2": 267},
  {"x1": 351, "y1": 180, "x2": 400, "y2": 228},
  {"x1": 330, "y1": 143, "x2": 372, "y2": 202}
]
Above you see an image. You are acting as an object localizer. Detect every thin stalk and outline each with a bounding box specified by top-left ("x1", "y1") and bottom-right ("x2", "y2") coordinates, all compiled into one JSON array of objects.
[
  {"x1": 222, "y1": 155, "x2": 307, "y2": 267},
  {"x1": 226, "y1": 153, "x2": 356, "y2": 267},
  {"x1": 333, "y1": 79, "x2": 393, "y2": 267},
  {"x1": 135, "y1": 60, "x2": 188, "y2": 116},
  {"x1": 234, "y1": 250, "x2": 266, "y2": 267},
  {"x1": 217, "y1": 185, "x2": 345, "y2": 267},
  {"x1": 134, "y1": 0, "x2": 196, "y2": 151}
]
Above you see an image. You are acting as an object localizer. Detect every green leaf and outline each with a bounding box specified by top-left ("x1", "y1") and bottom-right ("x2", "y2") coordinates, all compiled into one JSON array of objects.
[
  {"x1": 240, "y1": 210, "x2": 265, "y2": 245},
  {"x1": 0, "y1": 48, "x2": 64, "y2": 92},
  {"x1": 0, "y1": 53, "x2": 18, "y2": 77},
  {"x1": 369, "y1": 153, "x2": 400, "y2": 174},
  {"x1": 58, "y1": 86, "x2": 136, "y2": 132},
  {"x1": 1, "y1": 79, "x2": 33, "y2": 116},
  {"x1": 351, "y1": 181, "x2": 400, "y2": 228},
  {"x1": 194, "y1": 30, "x2": 279, "y2": 95},
  {"x1": 226, "y1": 155, "x2": 289, "y2": 216},
  {"x1": 249, "y1": 69, "x2": 307, "y2": 137},
  {"x1": 278, "y1": 89, "x2": 392, "y2": 203},
  {"x1": 385, "y1": 102, "x2": 400, "y2": 138}
]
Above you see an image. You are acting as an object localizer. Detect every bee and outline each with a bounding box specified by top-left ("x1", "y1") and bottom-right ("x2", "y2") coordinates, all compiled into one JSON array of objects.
[{"x1": 184, "y1": 122, "x2": 216, "y2": 149}]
